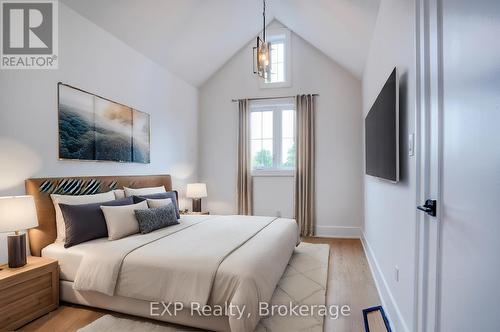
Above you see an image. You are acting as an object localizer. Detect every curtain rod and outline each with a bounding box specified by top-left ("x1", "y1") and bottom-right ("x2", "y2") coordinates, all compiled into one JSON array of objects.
[{"x1": 231, "y1": 94, "x2": 319, "y2": 102}]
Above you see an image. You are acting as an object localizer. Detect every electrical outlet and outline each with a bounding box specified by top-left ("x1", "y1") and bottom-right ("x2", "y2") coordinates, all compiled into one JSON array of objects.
[{"x1": 395, "y1": 266, "x2": 400, "y2": 282}]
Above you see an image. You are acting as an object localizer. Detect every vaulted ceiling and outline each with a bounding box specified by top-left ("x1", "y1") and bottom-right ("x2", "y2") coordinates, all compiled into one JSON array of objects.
[{"x1": 62, "y1": 0, "x2": 380, "y2": 87}]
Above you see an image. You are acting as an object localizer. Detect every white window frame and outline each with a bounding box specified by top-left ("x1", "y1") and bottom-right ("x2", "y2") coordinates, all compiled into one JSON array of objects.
[
  {"x1": 259, "y1": 28, "x2": 292, "y2": 89},
  {"x1": 250, "y1": 98, "x2": 296, "y2": 177}
]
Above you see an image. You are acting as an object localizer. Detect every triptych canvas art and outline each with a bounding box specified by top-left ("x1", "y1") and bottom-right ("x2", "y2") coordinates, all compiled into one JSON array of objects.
[{"x1": 58, "y1": 83, "x2": 150, "y2": 163}]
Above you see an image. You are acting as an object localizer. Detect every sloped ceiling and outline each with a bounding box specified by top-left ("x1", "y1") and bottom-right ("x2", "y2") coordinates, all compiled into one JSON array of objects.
[{"x1": 62, "y1": 0, "x2": 380, "y2": 87}]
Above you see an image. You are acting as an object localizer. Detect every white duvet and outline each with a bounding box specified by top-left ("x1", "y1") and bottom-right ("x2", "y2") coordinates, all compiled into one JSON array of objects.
[{"x1": 72, "y1": 215, "x2": 298, "y2": 332}]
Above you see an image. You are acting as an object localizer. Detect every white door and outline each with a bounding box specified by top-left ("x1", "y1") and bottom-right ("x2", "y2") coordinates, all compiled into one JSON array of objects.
[
  {"x1": 417, "y1": 0, "x2": 500, "y2": 331},
  {"x1": 439, "y1": 0, "x2": 500, "y2": 330}
]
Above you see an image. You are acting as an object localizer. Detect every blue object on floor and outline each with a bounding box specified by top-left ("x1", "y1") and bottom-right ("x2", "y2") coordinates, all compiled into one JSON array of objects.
[{"x1": 362, "y1": 306, "x2": 392, "y2": 332}]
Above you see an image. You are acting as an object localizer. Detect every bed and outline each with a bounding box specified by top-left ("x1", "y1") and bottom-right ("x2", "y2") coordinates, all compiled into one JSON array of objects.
[{"x1": 26, "y1": 175, "x2": 299, "y2": 332}]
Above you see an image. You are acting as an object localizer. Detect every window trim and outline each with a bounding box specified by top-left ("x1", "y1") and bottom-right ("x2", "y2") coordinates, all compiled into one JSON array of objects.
[
  {"x1": 252, "y1": 169, "x2": 295, "y2": 177},
  {"x1": 259, "y1": 28, "x2": 292, "y2": 89},
  {"x1": 250, "y1": 98, "x2": 296, "y2": 176}
]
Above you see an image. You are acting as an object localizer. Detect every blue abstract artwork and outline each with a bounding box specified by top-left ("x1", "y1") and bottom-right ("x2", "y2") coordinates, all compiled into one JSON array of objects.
[{"x1": 58, "y1": 84, "x2": 150, "y2": 163}]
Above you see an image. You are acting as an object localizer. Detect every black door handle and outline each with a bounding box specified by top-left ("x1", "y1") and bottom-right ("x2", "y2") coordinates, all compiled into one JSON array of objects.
[{"x1": 417, "y1": 199, "x2": 437, "y2": 217}]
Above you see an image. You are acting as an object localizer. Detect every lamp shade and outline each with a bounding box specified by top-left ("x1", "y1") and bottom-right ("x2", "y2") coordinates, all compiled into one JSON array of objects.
[
  {"x1": 0, "y1": 196, "x2": 39, "y2": 233},
  {"x1": 186, "y1": 183, "x2": 207, "y2": 199}
]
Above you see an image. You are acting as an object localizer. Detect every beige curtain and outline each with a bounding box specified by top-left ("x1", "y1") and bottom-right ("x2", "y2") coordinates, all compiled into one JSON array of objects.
[
  {"x1": 295, "y1": 94, "x2": 316, "y2": 236},
  {"x1": 237, "y1": 99, "x2": 252, "y2": 215}
]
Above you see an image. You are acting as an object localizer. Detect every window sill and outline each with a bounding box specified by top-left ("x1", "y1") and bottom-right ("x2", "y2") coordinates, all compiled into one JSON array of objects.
[
  {"x1": 259, "y1": 80, "x2": 292, "y2": 89},
  {"x1": 252, "y1": 170, "x2": 295, "y2": 177}
]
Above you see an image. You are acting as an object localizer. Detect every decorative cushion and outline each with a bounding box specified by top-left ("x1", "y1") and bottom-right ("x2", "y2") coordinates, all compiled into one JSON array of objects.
[
  {"x1": 101, "y1": 201, "x2": 148, "y2": 240},
  {"x1": 51, "y1": 191, "x2": 116, "y2": 242},
  {"x1": 146, "y1": 198, "x2": 172, "y2": 208},
  {"x1": 133, "y1": 192, "x2": 180, "y2": 219},
  {"x1": 59, "y1": 197, "x2": 134, "y2": 248},
  {"x1": 134, "y1": 203, "x2": 179, "y2": 234},
  {"x1": 113, "y1": 189, "x2": 125, "y2": 199},
  {"x1": 123, "y1": 186, "x2": 166, "y2": 197}
]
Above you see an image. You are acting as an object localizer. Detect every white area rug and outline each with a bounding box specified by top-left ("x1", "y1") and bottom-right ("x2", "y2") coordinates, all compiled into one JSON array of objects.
[{"x1": 78, "y1": 242, "x2": 330, "y2": 332}]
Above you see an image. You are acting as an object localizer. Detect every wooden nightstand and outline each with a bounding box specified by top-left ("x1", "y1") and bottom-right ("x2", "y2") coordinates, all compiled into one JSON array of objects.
[
  {"x1": 180, "y1": 211, "x2": 210, "y2": 215},
  {"x1": 0, "y1": 256, "x2": 59, "y2": 330}
]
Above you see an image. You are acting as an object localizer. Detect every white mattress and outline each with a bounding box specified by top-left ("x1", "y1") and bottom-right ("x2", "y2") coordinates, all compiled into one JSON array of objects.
[
  {"x1": 40, "y1": 215, "x2": 217, "y2": 282},
  {"x1": 42, "y1": 238, "x2": 105, "y2": 282}
]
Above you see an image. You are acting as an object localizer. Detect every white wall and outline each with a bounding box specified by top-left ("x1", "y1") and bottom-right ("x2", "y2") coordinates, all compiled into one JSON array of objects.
[
  {"x1": 0, "y1": 4, "x2": 199, "y2": 264},
  {"x1": 361, "y1": 0, "x2": 416, "y2": 331},
  {"x1": 253, "y1": 176, "x2": 294, "y2": 218},
  {"x1": 199, "y1": 21, "x2": 363, "y2": 237}
]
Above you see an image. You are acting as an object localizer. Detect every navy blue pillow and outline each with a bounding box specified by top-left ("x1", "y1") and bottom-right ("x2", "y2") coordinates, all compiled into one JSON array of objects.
[
  {"x1": 60, "y1": 197, "x2": 134, "y2": 248},
  {"x1": 132, "y1": 191, "x2": 180, "y2": 219}
]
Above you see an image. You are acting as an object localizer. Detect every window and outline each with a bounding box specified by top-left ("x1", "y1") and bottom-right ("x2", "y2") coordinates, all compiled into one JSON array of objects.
[
  {"x1": 260, "y1": 28, "x2": 291, "y2": 88},
  {"x1": 250, "y1": 99, "x2": 295, "y2": 175},
  {"x1": 267, "y1": 40, "x2": 285, "y2": 84}
]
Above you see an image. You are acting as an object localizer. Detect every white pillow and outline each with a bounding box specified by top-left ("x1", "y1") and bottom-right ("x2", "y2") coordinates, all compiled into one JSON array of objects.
[
  {"x1": 113, "y1": 189, "x2": 125, "y2": 199},
  {"x1": 51, "y1": 191, "x2": 116, "y2": 242},
  {"x1": 124, "y1": 186, "x2": 166, "y2": 197},
  {"x1": 146, "y1": 198, "x2": 172, "y2": 209},
  {"x1": 101, "y1": 201, "x2": 148, "y2": 240}
]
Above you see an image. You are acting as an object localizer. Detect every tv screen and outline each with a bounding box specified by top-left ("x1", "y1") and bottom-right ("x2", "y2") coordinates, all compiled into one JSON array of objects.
[{"x1": 365, "y1": 67, "x2": 399, "y2": 182}]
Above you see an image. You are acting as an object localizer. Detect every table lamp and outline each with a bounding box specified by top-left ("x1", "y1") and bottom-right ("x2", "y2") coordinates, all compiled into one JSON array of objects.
[
  {"x1": 186, "y1": 183, "x2": 207, "y2": 213},
  {"x1": 0, "y1": 196, "x2": 39, "y2": 268}
]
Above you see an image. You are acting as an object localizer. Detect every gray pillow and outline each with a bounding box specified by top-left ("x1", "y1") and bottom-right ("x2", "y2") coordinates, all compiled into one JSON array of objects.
[
  {"x1": 133, "y1": 191, "x2": 180, "y2": 218},
  {"x1": 134, "y1": 203, "x2": 179, "y2": 234},
  {"x1": 59, "y1": 197, "x2": 134, "y2": 248}
]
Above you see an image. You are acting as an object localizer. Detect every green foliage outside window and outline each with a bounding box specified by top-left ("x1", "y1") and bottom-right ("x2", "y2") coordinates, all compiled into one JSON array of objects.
[
  {"x1": 284, "y1": 144, "x2": 295, "y2": 167},
  {"x1": 253, "y1": 144, "x2": 295, "y2": 169},
  {"x1": 253, "y1": 150, "x2": 273, "y2": 168}
]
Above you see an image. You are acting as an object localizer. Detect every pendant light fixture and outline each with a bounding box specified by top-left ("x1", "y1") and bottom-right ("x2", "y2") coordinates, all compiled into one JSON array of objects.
[{"x1": 253, "y1": 0, "x2": 271, "y2": 79}]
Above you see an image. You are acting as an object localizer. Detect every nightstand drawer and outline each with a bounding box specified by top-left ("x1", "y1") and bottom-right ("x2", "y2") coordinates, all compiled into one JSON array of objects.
[
  {"x1": 0, "y1": 273, "x2": 52, "y2": 307},
  {"x1": 0, "y1": 257, "x2": 59, "y2": 330},
  {"x1": 0, "y1": 287, "x2": 53, "y2": 328}
]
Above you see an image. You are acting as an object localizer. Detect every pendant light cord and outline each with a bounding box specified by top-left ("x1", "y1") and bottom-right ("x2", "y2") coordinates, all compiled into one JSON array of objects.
[{"x1": 263, "y1": 0, "x2": 266, "y2": 42}]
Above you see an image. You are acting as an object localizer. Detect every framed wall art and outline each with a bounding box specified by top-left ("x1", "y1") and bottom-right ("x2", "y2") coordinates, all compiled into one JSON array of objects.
[{"x1": 58, "y1": 83, "x2": 150, "y2": 163}]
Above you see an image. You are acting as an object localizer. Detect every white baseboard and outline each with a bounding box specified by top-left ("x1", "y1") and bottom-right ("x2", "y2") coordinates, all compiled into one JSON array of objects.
[
  {"x1": 361, "y1": 232, "x2": 410, "y2": 332},
  {"x1": 314, "y1": 226, "x2": 361, "y2": 238}
]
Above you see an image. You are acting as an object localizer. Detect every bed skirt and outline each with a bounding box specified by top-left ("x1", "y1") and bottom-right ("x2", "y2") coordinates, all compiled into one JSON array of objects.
[{"x1": 60, "y1": 280, "x2": 230, "y2": 332}]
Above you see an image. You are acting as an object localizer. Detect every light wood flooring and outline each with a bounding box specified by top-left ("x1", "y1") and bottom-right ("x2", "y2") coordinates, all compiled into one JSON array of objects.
[{"x1": 19, "y1": 238, "x2": 381, "y2": 332}]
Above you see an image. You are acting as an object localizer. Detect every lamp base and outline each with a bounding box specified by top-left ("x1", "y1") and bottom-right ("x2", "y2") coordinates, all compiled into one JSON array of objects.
[
  {"x1": 8, "y1": 233, "x2": 27, "y2": 268},
  {"x1": 192, "y1": 198, "x2": 202, "y2": 213}
]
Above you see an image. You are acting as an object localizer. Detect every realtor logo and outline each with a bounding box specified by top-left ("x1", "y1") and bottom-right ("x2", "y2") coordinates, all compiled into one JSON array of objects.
[{"x1": 1, "y1": 0, "x2": 58, "y2": 69}]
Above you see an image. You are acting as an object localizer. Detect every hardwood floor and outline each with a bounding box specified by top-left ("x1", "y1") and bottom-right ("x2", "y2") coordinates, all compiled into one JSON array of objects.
[
  {"x1": 304, "y1": 238, "x2": 381, "y2": 332},
  {"x1": 18, "y1": 305, "x2": 105, "y2": 332},
  {"x1": 20, "y1": 238, "x2": 380, "y2": 332}
]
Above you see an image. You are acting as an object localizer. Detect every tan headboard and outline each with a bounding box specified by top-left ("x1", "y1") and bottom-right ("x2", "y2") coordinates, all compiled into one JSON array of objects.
[{"x1": 25, "y1": 174, "x2": 173, "y2": 256}]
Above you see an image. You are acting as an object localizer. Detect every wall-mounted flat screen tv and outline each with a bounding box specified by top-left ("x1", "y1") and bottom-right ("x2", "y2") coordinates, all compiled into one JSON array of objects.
[{"x1": 365, "y1": 67, "x2": 399, "y2": 182}]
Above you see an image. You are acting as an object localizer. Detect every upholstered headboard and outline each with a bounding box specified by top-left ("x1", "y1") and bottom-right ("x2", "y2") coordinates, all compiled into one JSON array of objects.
[{"x1": 25, "y1": 175, "x2": 173, "y2": 256}]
